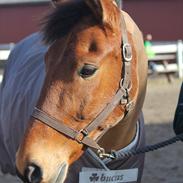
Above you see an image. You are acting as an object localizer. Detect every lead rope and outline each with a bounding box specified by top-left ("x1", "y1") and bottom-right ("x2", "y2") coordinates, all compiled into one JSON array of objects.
[{"x1": 112, "y1": 133, "x2": 183, "y2": 159}]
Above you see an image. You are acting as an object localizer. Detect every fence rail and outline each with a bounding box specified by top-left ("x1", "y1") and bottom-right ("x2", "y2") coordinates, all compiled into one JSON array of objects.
[
  {"x1": 0, "y1": 43, "x2": 14, "y2": 61},
  {"x1": 148, "y1": 40, "x2": 183, "y2": 79},
  {"x1": 0, "y1": 43, "x2": 15, "y2": 83}
]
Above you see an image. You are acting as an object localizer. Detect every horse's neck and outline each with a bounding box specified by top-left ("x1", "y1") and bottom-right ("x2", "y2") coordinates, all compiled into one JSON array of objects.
[
  {"x1": 98, "y1": 110, "x2": 138, "y2": 152},
  {"x1": 98, "y1": 68, "x2": 147, "y2": 151}
]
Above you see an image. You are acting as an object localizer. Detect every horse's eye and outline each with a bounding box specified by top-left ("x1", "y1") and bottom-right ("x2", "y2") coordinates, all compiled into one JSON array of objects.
[{"x1": 79, "y1": 64, "x2": 98, "y2": 78}]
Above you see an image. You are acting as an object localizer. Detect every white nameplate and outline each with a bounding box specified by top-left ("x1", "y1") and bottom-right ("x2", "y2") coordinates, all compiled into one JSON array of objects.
[{"x1": 79, "y1": 168, "x2": 138, "y2": 183}]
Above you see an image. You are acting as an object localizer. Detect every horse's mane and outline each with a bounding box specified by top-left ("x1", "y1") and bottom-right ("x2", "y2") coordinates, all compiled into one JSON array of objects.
[{"x1": 42, "y1": 1, "x2": 92, "y2": 44}]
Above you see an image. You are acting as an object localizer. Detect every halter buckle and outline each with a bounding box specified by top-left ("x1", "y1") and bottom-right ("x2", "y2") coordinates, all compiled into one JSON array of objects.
[
  {"x1": 120, "y1": 79, "x2": 132, "y2": 105},
  {"x1": 75, "y1": 129, "x2": 88, "y2": 144},
  {"x1": 123, "y1": 43, "x2": 132, "y2": 62}
]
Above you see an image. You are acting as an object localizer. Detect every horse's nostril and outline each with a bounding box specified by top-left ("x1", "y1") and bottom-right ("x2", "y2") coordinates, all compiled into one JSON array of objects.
[{"x1": 24, "y1": 164, "x2": 42, "y2": 183}]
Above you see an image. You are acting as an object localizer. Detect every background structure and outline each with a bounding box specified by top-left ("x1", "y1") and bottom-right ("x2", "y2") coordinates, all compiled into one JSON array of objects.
[
  {"x1": 123, "y1": 0, "x2": 183, "y2": 41},
  {"x1": 0, "y1": 0, "x2": 183, "y2": 43},
  {"x1": 0, "y1": 0, "x2": 50, "y2": 43}
]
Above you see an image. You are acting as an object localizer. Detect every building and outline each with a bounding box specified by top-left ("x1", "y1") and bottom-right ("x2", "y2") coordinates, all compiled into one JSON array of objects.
[
  {"x1": 0, "y1": 0, "x2": 183, "y2": 43},
  {"x1": 0, "y1": 0, "x2": 50, "y2": 43},
  {"x1": 123, "y1": 0, "x2": 183, "y2": 41}
]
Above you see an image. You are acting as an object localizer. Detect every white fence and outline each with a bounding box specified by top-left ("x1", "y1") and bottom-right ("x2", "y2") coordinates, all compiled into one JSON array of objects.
[
  {"x1": 149, "y1": 40, "x2": 183, "y2": 78},
  {"x1": 0, "y1": 43, "x2": 14, "y2": 83},
  {"x1": 0, "y1": 75, "x2": 2, "y2": 83},
  {"x1": 0, "y1": 43, "x2": 14, "y2": 61}
]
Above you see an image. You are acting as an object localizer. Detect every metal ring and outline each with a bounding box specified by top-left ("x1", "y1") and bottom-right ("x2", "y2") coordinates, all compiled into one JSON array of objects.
[{"x1": 120, "y1": 79, "x2": 126, "y2": 91}]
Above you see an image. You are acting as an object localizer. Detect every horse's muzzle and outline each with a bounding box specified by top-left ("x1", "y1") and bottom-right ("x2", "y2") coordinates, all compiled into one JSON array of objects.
[{"x1": 16, "y1": 163, "x2": 42, "y2": 183}]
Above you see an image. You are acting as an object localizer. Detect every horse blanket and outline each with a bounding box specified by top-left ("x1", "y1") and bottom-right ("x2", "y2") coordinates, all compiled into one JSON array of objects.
[
  {"x1": 0, "y1": 11, "x2": 146, "y2": 183},
  {"x1": 0, "y1": 33, "x2": 47, "y2": 174}
]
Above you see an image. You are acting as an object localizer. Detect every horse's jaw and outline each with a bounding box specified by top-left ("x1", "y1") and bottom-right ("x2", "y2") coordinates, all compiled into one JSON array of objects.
[{"x1": 51, "y1": 162, "x2": 68, "y2": 183}]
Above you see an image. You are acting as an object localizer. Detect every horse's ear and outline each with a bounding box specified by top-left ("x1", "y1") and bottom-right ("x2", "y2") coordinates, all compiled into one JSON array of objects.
[{"x1": 85, "y1": 0, "x2": 121, "y2": 30}]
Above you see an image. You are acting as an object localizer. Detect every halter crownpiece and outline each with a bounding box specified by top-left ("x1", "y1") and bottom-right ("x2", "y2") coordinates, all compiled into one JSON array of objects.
[{"x1": 32, "y1": 12, "x2": 133, "y2": 159}]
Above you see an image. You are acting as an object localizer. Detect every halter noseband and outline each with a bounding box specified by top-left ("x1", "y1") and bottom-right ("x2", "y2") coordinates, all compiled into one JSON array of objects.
[{"x1": 32, "y1": 13, "x2": 133, "y2": 159}]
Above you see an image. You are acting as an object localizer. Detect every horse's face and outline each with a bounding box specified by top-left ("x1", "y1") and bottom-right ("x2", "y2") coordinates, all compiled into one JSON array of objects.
[{"x1": 16, "y1": 1, "x2": 137, "y2": 183}]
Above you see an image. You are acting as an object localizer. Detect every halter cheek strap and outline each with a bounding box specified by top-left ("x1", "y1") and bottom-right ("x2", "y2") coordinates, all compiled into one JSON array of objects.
[{"x1": 32, "y1": 13, "x2": 133, "y2": 159}]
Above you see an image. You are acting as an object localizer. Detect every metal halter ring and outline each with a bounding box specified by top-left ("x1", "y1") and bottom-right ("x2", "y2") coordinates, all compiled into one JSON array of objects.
[{"x1": 123, "y1": 43, "x2": 133, "y2": 62}]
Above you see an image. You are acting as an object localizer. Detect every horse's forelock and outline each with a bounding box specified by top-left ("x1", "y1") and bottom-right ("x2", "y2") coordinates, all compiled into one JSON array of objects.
[{"x1": 41, "y1": 1, "x2": 93, "y2": 45}]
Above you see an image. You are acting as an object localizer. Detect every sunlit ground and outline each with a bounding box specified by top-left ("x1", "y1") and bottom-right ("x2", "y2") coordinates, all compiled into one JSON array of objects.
[{"x1": 142, "y1": 76, "x2": 183, "y2": 183}]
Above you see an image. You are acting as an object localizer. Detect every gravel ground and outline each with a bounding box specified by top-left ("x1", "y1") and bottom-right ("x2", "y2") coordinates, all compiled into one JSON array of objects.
[
  {"x1": 0, "y1": 75, "x2": 182, "y2": 183},
  {"x1": 142, "y1": 76, "x2": 183, "y2": 183}
]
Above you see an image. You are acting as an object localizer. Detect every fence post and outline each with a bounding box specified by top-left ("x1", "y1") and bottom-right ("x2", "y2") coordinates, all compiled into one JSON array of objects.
[
  {"x1": 116, "y1": 0, "x2": 123, "y2": 9},
  {"x1": 177, "y1": 40, "x2": 183, "y2": 78}
]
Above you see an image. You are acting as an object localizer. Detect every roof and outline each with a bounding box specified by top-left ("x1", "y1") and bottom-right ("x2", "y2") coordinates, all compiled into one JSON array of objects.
[{"x1": 0, "y1": 0, "x2": 49, "y2": 5}]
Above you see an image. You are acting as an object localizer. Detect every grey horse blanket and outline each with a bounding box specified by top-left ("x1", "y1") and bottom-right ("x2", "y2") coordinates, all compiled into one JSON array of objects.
[{"x1": 0, "y1": 32, "x2": 145, "y2": 183}]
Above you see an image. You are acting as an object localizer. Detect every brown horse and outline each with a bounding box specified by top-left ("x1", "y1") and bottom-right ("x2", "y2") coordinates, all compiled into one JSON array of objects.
[{"x1": 16, "y1": 0, "x2": 147, "y2": 182}]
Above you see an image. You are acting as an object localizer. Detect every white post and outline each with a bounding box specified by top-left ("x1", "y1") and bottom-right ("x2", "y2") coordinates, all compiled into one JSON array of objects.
[
  {"x1": 120, "y1": 0, "x2": 123, "y2": 9},
  {"x1": 116, "y1": 0, "x2": 122, "y2": 9},
  {"x1": 10, "y1": 42, "x2": 15, "y2": 51},
  {"x1": 177, "y1": 40, "x2": 183, "y2": 78}
]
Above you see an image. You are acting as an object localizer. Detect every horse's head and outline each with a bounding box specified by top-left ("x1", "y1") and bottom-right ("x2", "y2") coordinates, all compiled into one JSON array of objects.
[{"x1": 16, "y1": 0, "x2": 147, "y2": 183}]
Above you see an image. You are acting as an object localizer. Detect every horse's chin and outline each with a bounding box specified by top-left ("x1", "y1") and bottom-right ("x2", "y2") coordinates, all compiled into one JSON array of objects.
[{"x1": 50, "y1": 162, "x2": 68, "y2": 183}]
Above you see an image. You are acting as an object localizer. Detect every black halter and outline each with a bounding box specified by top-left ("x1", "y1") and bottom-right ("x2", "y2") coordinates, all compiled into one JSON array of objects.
[{"x1": 32, "y1": 13, "x2": 133, "y2": 159}]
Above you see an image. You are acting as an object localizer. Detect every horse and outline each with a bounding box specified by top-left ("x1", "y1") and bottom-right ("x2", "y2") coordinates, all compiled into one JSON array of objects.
[{"x1": 0, "y1": 0, "x2": 147, "y2": 182}]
